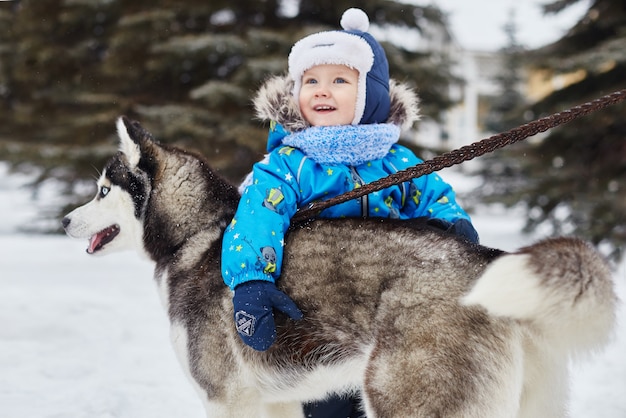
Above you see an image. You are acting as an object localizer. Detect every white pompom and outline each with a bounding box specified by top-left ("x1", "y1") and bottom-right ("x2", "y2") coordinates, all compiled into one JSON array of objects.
[{"x1": 340, "y1": 8, "x2": 370, "y2": 32}]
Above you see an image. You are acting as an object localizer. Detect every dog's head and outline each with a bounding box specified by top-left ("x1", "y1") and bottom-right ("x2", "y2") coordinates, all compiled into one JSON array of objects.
[
  {"x1": 62, "y1": 117, "x2": 155, "y2": 257},
  {"x1": 63, "y1": 116, "x2": 240, "y2": 260}
]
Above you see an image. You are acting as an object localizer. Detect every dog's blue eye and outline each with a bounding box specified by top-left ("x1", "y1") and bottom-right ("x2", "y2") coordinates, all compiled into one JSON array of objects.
[{"x1": 100, "y1": 186, "x2": 110, "y2": 198}]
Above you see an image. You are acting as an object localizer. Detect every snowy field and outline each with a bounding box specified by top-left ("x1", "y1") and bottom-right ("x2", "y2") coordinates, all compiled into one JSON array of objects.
[{"x1": 1, "y1": 163, "x2": 625, "y2": 418}]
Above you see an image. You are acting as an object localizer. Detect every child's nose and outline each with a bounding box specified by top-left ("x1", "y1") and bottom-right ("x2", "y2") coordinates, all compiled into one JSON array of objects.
[{"x1": 313, "y1": 83, "x2": 330, "y2": 97}]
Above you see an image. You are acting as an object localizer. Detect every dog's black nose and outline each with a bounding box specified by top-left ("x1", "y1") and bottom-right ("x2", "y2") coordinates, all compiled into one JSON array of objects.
[{"x1": 61, "y1": 217, "x2": 70, "y2": 229}]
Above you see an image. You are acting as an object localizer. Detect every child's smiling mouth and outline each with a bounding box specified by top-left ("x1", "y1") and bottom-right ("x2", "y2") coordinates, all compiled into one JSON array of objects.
[{"x1": 314, "y1": 105, "x2": 336, "y2": 112}]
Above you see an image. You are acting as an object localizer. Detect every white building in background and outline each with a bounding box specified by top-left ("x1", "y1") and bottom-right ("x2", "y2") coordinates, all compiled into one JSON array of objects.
[
  {"x1": 371, "y1": 16, "x2": 502, "y2": 152},
  {"x1": 380, "y1": 12, "x2": 511, "y2": 153},
  {"x1": 413, "y1": 48, "x2": 506, "y2": 152},
  {"x1": 412, "y1": 46, "x2": 577, "y2": 153},
  {"x1": 377, "y1": 15, "x2": 544, "y2": 154}
]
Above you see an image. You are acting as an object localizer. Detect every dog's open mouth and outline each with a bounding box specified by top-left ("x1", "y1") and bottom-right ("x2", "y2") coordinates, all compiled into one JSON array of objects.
[{"x1": 87, "y1": 225, "x2": 120, "y2": 254}]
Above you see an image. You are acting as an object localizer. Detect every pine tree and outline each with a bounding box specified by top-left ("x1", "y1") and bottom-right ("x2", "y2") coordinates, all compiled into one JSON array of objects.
[
  {"x1": 478, "y1": 0, "x2": 626, "y2": 260},
  {"x1": 0, "y1": 0, "x2": 456, "y2": 225}
]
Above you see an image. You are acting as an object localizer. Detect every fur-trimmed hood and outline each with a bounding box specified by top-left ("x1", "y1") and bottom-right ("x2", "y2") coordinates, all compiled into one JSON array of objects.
[{"x1": 252, "y1": 75, "x2": 420, "y2": 133}]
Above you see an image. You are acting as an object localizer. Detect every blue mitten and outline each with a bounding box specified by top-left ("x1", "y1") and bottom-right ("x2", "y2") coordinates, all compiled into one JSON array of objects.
[
  {"x1": 233, "y1": 281, "x2": 303, "y2": 351},
  {"x1": 427, "y1": 218, "x2": 479, "y2": 244},
  {"x1": 449, "y1": 219, "x2": 479, "y2": 244}
]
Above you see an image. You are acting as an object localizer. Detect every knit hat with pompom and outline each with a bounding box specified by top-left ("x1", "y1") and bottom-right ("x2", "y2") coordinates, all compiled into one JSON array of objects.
[{"x1": 288, "y1": 8, "x2": 390, "y2": 125}]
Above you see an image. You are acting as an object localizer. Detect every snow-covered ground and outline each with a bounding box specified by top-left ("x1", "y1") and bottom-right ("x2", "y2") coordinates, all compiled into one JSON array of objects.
[{"x1": 0, "y1": 163, "x2": 624, "y2": 417}]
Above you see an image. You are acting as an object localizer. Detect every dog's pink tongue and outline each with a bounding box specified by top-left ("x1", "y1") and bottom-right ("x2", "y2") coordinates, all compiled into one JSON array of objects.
[{"x1": 87, "y1": 233, "x2": 103, "y2": 254}]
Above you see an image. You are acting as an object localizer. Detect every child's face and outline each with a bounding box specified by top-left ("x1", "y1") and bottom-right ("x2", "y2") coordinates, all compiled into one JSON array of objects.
[{"x1": 299, "y1": 64, "x2": 359, "y2": 126}]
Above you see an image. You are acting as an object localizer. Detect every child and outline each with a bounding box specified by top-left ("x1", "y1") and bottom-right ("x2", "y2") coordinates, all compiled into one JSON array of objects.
[{"x1": 221, "y1": 8, "x2": 478, "y2": 417}]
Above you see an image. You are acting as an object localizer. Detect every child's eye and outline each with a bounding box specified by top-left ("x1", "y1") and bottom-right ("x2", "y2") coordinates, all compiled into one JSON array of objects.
[
  {"x1": 303, "y1": 78, "x2": 318, "y2": 85},
  {"x1": 334, "y1": 78, "x2": 347, "y2": 84}
]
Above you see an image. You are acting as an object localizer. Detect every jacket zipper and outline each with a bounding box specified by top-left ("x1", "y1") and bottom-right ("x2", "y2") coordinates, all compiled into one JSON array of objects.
[{"x1": 349, "y1": 166, "x2": 368, "y2": 217}]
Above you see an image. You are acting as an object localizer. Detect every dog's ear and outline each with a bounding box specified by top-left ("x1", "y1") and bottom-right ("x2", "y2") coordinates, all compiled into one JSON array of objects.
[{"x1": 116, "y1": 116, "x2": 158, "y2": 169}]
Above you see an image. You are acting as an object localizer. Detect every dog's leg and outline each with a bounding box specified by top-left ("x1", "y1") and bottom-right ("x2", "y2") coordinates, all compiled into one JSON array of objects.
[
  {"x1": 261, "y1": 401, "x2": 305, "y2": 418},
  {"x1": 200, "y1": 398, "x2": 304, "y2": 418},
  {"x1": 517, "y1": 349, "x2": 569, "y2": 418},
  {"x1": 362, "y1": 329, "x2": 524, "y2": 418},
  {"x1": 202, "y1": 402, "x2": 252, "y2": 418}
]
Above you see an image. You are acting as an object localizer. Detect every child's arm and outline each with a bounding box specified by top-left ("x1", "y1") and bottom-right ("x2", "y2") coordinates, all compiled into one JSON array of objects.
[
  {"x1": 221, "y1": 152, "x2": 301, "y2": 290},
  {"x1": 390, "y1": 146, "x2": 478, "y2": 242},
  {"x1": 408, "y1": 172, "x2": 469, "y2": 222},
  {"x1": 221, "y1": 150, "x2": 305, "y2": 351},
  {"x1": 405, "y1": 173, "x2": 479, "y2": 243}
]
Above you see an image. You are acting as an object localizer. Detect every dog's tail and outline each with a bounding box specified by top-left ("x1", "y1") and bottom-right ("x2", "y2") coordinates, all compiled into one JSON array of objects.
[{"x1": 462, "y1": 237, "x2": 618, "y2": 357}]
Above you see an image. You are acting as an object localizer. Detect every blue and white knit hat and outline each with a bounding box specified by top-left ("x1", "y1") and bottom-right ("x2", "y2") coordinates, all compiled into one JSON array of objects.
[{"x1": 288, "y1": 8, "x2": 391, "y2": 125}]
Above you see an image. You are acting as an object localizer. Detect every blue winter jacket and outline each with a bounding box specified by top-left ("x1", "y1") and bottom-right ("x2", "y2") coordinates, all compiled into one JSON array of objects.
[{"x1": 221, "y1": 121, "x2": 474, "y2": 290}]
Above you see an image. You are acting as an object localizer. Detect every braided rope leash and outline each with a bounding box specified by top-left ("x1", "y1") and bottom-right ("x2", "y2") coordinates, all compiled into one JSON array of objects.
[{"x1": 293, "y1": 89, "x2": 626, "y2": 222}]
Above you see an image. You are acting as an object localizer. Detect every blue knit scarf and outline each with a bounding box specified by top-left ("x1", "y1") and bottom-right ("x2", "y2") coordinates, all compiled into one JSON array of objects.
[{"x1": 281, "y1": 123, "x2": 401, "y2": 166}]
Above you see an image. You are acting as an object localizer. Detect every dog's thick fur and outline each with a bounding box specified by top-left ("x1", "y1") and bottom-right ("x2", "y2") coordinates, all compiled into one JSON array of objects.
[{"x1": 63, "y1": 117, "x2": 618, "y2": 418}]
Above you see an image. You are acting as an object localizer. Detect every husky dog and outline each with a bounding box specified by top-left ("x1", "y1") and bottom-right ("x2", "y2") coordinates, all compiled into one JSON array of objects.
[{"x1": 63, "y1": 116, "x2": 617, "y2": 418}]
